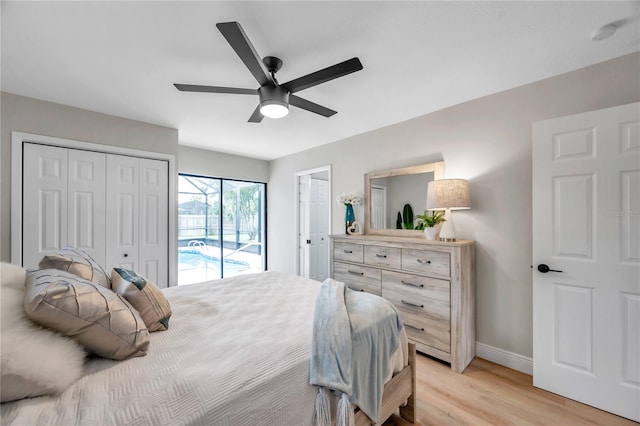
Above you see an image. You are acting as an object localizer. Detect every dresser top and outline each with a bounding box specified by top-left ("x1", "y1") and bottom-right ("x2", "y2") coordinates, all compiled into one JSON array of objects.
[{"x1": 330, "y1": 234, "x2": 474, "y2": 247}]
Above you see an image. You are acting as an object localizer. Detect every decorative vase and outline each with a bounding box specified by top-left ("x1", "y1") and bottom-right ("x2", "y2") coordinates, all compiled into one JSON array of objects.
[
  {"x1": 424, "y1": 226, "x2": 439, "y2": 241},
  {"x1": 345, "y1": 204, "x2": 355, "y2": 235}
]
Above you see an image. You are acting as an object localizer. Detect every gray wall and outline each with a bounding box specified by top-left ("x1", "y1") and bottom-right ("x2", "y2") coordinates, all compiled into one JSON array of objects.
[
  {"x1": 178, "y1": 145, "x2": 268, "y2": 183},
  {"x1": 267, "y1": 52, "x2": 640, "y2": 358},
  {"x1": 0, "y1": 92, "x2": 180, "y2": 262},
  {"x1": 1, "y1": 93, "x2": 270, "y2": 263}
]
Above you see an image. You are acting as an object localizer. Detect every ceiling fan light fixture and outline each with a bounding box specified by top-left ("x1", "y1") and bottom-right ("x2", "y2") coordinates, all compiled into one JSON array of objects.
[
  {"x1": 259, "y1": 86, "x2": 289, "y2": 119},
  {"x1": 260, "y1": 102, "x2": 289, "y2": 119}
]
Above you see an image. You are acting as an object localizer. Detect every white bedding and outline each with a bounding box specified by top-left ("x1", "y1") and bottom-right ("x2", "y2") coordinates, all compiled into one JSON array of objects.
[{"x1": 1, "y1": 272, "x2": 406, "y2": 426}]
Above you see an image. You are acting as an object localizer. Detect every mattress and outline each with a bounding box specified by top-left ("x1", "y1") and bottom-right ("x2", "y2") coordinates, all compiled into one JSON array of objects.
[{"x1": 1, "y1": 271, "x2": 406, "y2": 426}]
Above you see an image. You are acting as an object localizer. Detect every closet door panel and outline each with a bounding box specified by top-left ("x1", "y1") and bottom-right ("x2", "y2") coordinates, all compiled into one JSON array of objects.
[
  {"x1": 106, "y1": 155, "x2": 139, "y2": 272},
  {"x1": 68, "y1": 150, "x2": 106, "y2": 266},
  {"x1": 23, "y1": 143, "x2": 68, "y2": 269},
  {"x1": 139, "y1": 158, "x2": 169, "y2": 287}
]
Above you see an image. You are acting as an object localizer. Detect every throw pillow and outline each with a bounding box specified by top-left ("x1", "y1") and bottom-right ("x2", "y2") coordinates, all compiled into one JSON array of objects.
[
  {"x1": 1, "y1": 263, "x2": 85, "y2": 402},
  {"x1": 24, "y1": 269, "x2": 150, "y2": 360},
  {"x1": 111, "y1": 268, "x2": 172, "y2": 332},
  {"x1": 39, "y1": 247, "x2": 111, "y2": 288}
]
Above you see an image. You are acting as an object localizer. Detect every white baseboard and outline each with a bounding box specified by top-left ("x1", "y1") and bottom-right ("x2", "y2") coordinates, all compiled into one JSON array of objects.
[{"x1": 476, "y1": 342, "x2": 533, "y2": 376}]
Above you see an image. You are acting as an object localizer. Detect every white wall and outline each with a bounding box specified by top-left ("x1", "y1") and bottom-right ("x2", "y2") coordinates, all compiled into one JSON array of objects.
[
  {"x1": 1, "y1": 92, "x2": 179, "y2": 262},
  {"x1": 267, "y1": 52, "x2": 640, "y2": 359}
]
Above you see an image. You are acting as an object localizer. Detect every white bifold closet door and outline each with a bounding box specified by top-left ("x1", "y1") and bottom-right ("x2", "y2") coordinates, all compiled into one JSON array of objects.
[
  {"x1": 105, "y1": 154, "x2": 168, "y2": 285},
  {"x1": 23, "y1": 144, "x2": 106, "y2": 268},
  {"x1": 22, "y1": 143, "x2": 168, "y2": 287}
]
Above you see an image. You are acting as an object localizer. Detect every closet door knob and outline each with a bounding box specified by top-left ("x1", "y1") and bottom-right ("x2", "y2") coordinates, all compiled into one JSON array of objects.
[{"x1": 124, "y1": 253, "x2": 129, "y2": 258}]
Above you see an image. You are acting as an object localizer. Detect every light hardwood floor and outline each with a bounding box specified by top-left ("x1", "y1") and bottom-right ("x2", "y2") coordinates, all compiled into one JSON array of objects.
[{"x1": 384, "y1": 354, "x2": 637, "y2": 426}]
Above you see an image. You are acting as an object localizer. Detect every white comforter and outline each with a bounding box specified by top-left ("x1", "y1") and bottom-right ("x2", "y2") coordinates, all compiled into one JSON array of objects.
[{"x1": 1, "y1": 272, "x2": 406, "y2": 426}]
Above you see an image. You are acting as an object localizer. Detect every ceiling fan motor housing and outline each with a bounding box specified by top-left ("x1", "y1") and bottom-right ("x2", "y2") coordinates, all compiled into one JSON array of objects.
[{"x1": 259, "y1": 85, "x2": 289, "y2": 108}]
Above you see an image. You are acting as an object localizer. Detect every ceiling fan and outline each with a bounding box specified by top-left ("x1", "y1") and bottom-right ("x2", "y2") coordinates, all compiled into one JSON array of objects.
[{"x1": 174, "y1": 21, "x2": 363, "y2": 123}]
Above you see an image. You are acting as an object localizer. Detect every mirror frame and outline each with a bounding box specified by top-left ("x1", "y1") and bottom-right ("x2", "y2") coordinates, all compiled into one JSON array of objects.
[{"x1": 364, "y1": 161, "x2": 445, "y2": 237}]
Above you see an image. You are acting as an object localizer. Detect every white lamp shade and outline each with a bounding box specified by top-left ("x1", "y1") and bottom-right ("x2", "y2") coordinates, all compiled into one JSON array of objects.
[{"x1": 426, "y1": 179, "x2": 470, "y2": 210}]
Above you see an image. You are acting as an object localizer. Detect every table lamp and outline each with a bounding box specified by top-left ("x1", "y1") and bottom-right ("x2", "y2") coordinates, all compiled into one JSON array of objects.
[{"x1": 426, "y1": 179, "x2": 470, "y2": 241}]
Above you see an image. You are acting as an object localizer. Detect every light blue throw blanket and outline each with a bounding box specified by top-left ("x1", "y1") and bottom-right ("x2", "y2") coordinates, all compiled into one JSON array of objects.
[{"x1": 310, "y1": 278, "x2": 403, "y2": 425}]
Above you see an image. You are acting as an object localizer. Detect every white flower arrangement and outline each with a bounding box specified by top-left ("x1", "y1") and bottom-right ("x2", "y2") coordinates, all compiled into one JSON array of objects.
[{"x1": 336, "y1": 192, "x2": 362, "y2": 206}]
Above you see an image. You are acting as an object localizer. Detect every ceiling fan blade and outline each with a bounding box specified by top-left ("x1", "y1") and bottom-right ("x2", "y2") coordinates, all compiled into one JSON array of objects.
[
  {"x1": 174, "y1": 84, "x2": 257, "y2": 95},
  {"x1": 289, "y1": 95, "x2": 337, "y2": 117},
  {"x1": 281, "y1": 57, "x2": 363, "y2": 94},
  {"x1": 248, "y1": 105, "x2": 264, "y2": 123},
  {"x1": 216, "y1": 22, "x2": 275, "y2": 87}
]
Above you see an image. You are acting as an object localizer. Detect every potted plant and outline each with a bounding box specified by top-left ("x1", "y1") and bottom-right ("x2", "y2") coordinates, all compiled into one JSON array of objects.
[
  {"x1": 415, "y1": 210, "x2": 446, "y2": 240},
  {"x1": 395, "y1": 203, "x2": 415, "y2": 230}
]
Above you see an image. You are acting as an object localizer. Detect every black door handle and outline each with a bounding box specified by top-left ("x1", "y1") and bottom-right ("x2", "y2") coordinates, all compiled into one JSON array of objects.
[{"x1": 538, "y1": 264, "x2": 563, "y2": 273}]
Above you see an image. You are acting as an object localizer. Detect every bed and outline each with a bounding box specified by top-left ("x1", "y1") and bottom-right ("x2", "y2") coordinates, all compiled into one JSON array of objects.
[{"x1": 1, "y1": 270, "x2": 415, "y2": 426}]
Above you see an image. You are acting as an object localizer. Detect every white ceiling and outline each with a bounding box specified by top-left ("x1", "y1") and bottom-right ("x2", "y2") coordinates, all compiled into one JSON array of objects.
[{"x1": 2, "y1": 1, "x2": 638, "y2": 160}]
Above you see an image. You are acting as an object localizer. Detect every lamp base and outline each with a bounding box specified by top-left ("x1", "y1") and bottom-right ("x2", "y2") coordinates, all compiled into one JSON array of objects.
[
  {"x1": 439, "y1": 237, "x2": 457, "y2": 242},
  {"x1": 438, "y1": 209, "x2": 457, "y2": 242}
]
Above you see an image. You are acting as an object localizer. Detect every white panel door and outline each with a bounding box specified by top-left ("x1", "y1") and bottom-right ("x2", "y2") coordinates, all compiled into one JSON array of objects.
[
  {"x1": 533, "y1": 102, "x2": 640, "y2": 421},
  {"x1": 138, "y1": 158, "x2": 169, "y2": 287},
  {"x1": 106, "y1": 154, "x2": 139, "y2": 272},
  {"x1": 68, "y1": 149, "x2": 106, "y2": 266},
  {"x1": 309, "y1": 178, "x2": 329, "y2": 281},
  {"x1": 22, "y1": 143, "x2": 68, "y2": 268},
  {"x1": 309, "y1": 178, "x2": 319, "y2": 280},
  {"x1": 315, "y1": 178, "x2": 329, "y2": 282},
  {"x1": 371, "y1": 185, "x2": 387, "y2": 229},
  {"x1": 298, "y1": 175, "x2": 311, "y2": 278}
]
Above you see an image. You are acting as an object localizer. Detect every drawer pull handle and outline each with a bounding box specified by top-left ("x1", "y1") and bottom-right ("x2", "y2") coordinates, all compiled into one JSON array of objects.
[
  {"x1": 344, "y1": 249, "x2": 353, "y2": 254},
  {"x1": 401, "y1": 280, "x2": 424, "y2": 288},
  {"x1": 401, "y1": 300, "x2": 424, "y2": 309},
  {"x1": 404, "y1": 323, "x2": 425, "y2": 332},
  {"x1": 347, "y1": 270, "x2": 364, "y2": 276},
  {"x1": 416, "y1": 259, "x2": 431, "y2": 264},
  {"x1": 376, "y1": 254, "x2": 387, "y2": 258},
  {"x1": 349, "y1": 286, "x2": 365, "y2": 292}
]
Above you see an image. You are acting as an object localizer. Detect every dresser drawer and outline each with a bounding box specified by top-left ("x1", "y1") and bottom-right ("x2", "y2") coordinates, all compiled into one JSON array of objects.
[
  {"x1": 334, "y1": 262, "x2": 381, "y2": 296},
  {"x1": 364, "y1": 246, "x2": 401, "y2": 269},
  {"x1": 398, "y1": 307, "x2": 451, "y2": 353},
  {"x1": 334, "y1": 242, "x2": 364, "y2": 263},
  {"x1": 401, "y1": 248, "x2": 451, "y2": 277},
  {"x1": 382, "y1": 270, "x2": 450, "y2": 323},
  {"x1": 382, "y1": 270, "x2": 451, "y2": 353}
]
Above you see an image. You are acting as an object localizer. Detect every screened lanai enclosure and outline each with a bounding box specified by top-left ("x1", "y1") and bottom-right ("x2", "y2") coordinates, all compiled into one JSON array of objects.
[{"x1": 178, "y1": 174, "x2": 266, "y2": 285}]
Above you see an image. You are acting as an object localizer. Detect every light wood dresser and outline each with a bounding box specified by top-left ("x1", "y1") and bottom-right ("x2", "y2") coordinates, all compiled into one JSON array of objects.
[{"x1": 330, "y1": 234, "x2": 475, "y2": 373}]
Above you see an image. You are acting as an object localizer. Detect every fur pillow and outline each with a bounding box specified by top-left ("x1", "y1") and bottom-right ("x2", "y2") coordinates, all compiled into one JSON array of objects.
[
  {"x1": 24, "y1": 269, "x2": 150, "y2": 360},
  {"x1": 111, "y1": 268, "x2": 172, "y2": 332},
  {"x1": 0, "y1": 262, "x2": 85, "y2": 403}
]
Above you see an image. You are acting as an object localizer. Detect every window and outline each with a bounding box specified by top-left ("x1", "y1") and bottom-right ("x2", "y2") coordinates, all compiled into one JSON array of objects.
[{"x1": 178, "y1": 174, "x2": 266, "y2": 285}]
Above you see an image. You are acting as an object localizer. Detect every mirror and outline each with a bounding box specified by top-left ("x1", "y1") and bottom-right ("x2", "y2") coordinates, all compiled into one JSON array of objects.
[{"x1": 364, "y1": 161, "x2": 444, "y2": 236}]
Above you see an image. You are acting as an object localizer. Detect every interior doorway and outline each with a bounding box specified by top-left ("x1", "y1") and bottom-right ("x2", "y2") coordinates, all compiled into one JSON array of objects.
[{"x1": 295, "y1": 166, "x2": 331, "y2": 281}]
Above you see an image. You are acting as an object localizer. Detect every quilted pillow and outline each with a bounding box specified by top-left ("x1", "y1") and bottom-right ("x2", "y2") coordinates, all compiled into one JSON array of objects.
[
  {"x1": 111, "y1": 268, "x2": 172, "y2": 332},
  {"x1": 39, "y1": 247, "x2": 111, "y2": 288},
  {"x1": 1, "y1": 263, "x2": 85, "y2": 402},
  {"x1": 24, "y1": 269, "x2": 150, "y2": 360}
]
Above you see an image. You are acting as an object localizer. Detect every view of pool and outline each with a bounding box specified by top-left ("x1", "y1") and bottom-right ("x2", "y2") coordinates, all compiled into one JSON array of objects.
[{"x1": 178, "y1": 249, "x2": 251, "y2": 284}]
